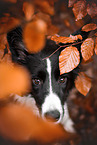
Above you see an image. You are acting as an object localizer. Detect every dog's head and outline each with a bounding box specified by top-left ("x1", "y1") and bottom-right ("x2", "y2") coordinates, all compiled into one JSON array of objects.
[{"x1": 7, "y1": 27, "x2": 79, "y2": 128}]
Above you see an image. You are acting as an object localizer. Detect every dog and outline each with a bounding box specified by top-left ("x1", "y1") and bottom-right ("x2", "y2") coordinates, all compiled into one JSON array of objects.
[{"x1": 7, "y1": 26, "x2": 89, "y2": 133}]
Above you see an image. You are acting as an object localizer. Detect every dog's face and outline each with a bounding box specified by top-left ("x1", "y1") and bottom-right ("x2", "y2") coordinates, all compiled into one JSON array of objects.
[{"x1": 7, "y1": 27, "x2": 77, "y2": 128}]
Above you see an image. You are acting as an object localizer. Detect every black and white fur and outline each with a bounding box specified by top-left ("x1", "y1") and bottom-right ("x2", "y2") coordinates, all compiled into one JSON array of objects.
[{"x1": 7, "y1": 27, "x2": 89, "y2": 132}]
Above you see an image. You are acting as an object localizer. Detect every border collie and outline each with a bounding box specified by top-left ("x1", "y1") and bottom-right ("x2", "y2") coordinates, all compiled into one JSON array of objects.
[{"x1": 7, "y1": 27, "x2": 89, "y2": 132}]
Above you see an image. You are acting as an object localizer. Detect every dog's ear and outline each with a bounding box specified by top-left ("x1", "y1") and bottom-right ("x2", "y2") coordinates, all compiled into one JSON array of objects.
[{"x1": 7, "y1": 27, "x2": 28, "y2": 64}]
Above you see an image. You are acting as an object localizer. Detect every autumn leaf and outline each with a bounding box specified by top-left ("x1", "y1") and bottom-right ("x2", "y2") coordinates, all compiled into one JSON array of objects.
[
  {"x1": 51, "y1": 34, "x2": 81, "y2": 44},
  {"x1": 82, "y1": 23, "x2": 97, "y2": 32},
  {"x1": 95, "y1": 37, "x2": 97, "y2": 55},
  {"x1": 87, "y1": 3, "x2": 97, "y2": 18},
  {"x1": 59, "y1": 46, "x2": 80, "y2": 74},
  {"x1": 0, "y1": 104, "x2": 65, "y2": 142},
  {"x1": 35, "y1": 0, "x2": 54, "y2": 15},
  {"x1": 81, "y1": 38, "x2": 94, "y2": 61},
  {"x1": 75, "y1": 72, "x2": 91, "y2": 96},
  {"x1": 23, "y1": 20, "x2": 47, "y2": 53},
  {"x1": 72, "y1": 0, "x2": 87, "y2": 21},
  {"x1": 0, "y1": 63, "x2": 31, "y2": 98},
  {"x1": 23, "y1": 2, "x2": 34, "y2": 21},
  {"x1": 68, "y1": 0, "x2": 77, "y2": 7},
  {"x1": 69, "y1": 34, "x2": 82, "y2": 41},
  {"x1": 94, "y1": 32, "x2": 97, "y2": 36}
]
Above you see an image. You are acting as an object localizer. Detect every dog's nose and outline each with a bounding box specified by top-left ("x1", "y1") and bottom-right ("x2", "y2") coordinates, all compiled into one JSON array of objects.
[{"x1": 44, "y1": 110, "x2": 60, "y2": 122}]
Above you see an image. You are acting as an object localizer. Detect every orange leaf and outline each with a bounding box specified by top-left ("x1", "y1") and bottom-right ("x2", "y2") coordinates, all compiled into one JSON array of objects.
[
  {"x1": 23, "y1": 20, "x2": 47, "y2": 53},
  {"x1": 59, "y1": 46, "x2": 80, "y2": 74},
  {"x1": 95, "y1": 37, "x2": 97, "y2": 55},
  {"x1": 94, "y1": 32, "x2": 97, "y2": 36},
  {"x1": 0, "y1": 63, "x2": 31, "y2": 98},
  {"x1": 35, "y1": 0, "x2": 54, "y2": 15},
  {"x1": 0, "y1": 104, "x2": 65, "y2": 142},
  {"x1": 51, "y1": 35, "x2": 78, "y2": 44},
  {"x1": 87, "y1": 3, "x2": 97, "y2": 18},
  {"x1": 69, "y1": 34, "x2": 82, "y2": 41},
  {"x1": 82, "y1": 23, "x2": 97, "y2": 32},
  {"x1": 23, "y1": 2, "x2": 34, "y2": 21},
  {"x1": 72, "y1": 0, "x2": 87, "y2": 21},
  {"x1": 81, "y1": 38, "x2": 94, "y2": 61},
  {"x1": 75, "y1": 72, "x2": 91, "y2": 96},
  {"x1": 68, "y1": 0, "x2": 77, "y2": 7}
]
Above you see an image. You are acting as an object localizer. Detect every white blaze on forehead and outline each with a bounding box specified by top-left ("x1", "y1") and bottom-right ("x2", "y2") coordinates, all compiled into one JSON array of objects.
[
  {"x1": 46, "y1": 58, "x2": 53, "y2": 93},
  {"x1": 42, "y1": 58, "x2": 63, "y2": 122}
]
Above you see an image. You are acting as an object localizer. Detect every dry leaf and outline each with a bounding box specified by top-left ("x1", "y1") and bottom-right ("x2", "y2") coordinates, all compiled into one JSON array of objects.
[
  {"x1": 51, "y1": 35, "x2": 75, "y2": 44},
  {"x1": 87, "y1": 3, "x2": 97, "y2": 18},
  {"x1": 68, "y1": 0, "x2": 77, "y2": 7},
  {"x1": 23, "y1": 2, "x2": 34, "y2": 21},
  {"x1": 35, "y1": 0, "x2": 54, "y2": 15},
  {"x1": 69, "y1": 34, "x2": 82, "y2": 41},
  {"x1": 95, "y1": 37, "x2": 97, "y2": 55},
  {"x1": 94, "y1": 32, "x2": 97, "y2": 36},
  {"x1": 0, "y1": 63, "x2": 31, "y2": 98},
  {"x1": 75, "y1": 72, "x2": 91, "y2": 96},
  {"x1": 81, "y1": 38, "x2": 94, "y2": 61},
  {"x1": 0, "y1": 104, "x2": 65, "y2": 142},
  {"x1": 59, "y1": 46, "x2": 80, "y2": 74},
  {"x1": 82, "y1": 23, "x2": 97, "y2": 32},
  {"x1": 23, "y1": 19, "x2": 47, "y2": 53},
  {"x1": 72, "y1": 0, "x2": 87, "y2": 21}
]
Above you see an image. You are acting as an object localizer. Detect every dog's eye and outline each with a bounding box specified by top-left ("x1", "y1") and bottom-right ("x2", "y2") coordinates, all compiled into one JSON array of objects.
[
  {"x1": 59, "y1": 77, "x2": 67, "y2": 84},
  {"x1": 32, "y1": 79, "x2": 42, "y2": 86}
]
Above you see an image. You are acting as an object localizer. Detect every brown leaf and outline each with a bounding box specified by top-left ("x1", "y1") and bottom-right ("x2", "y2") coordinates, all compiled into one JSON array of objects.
[
  {"x1": 87, "y1": 3, "x2": 97, "y2": 18},
  {"x1": 51, "y1": 35, "x2": 76, "y2": 44},
  {"x1": 75, "y1": 72, "x2": 91, "y2": 96},
  {"x1": 68, "y1": 0, "x2": 77, "y2": 7},
  {"x1": 69, "y1": 34, "x2": 82, "y2": 41},
  {"x1": 0, "y1": 104, "x2": 65, "y2": 142},
  {"x1": 23, "y1": 20, "x2": 47, "y2": 53},
  {"x1": 72, "y1": 0, "x2": 87, "y2": 21},
  {"x1": 81, "y1": 38, "x2": 94, "y2": 61},
  {"x1": 0, "y1": 63, "x2": 31, "y2": 98},
  {"x1": 95, "y1": 37, "x2": 97, "y2": 55},
  {"x1": 23, "y1": 2, "x2": 34, "y2": 21},
  {"x1": 94, "y1": 32, "x2": 97, "y2": 36},
  {"x1": 82, "y1": 23, "x2": 97, "y2": 32},
  {"x1": 35, "y1": 0, "x2": 54, "y2": 15},
  {"x1": 59, "y1": 46, "x2": 80, "y2": 74}
]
